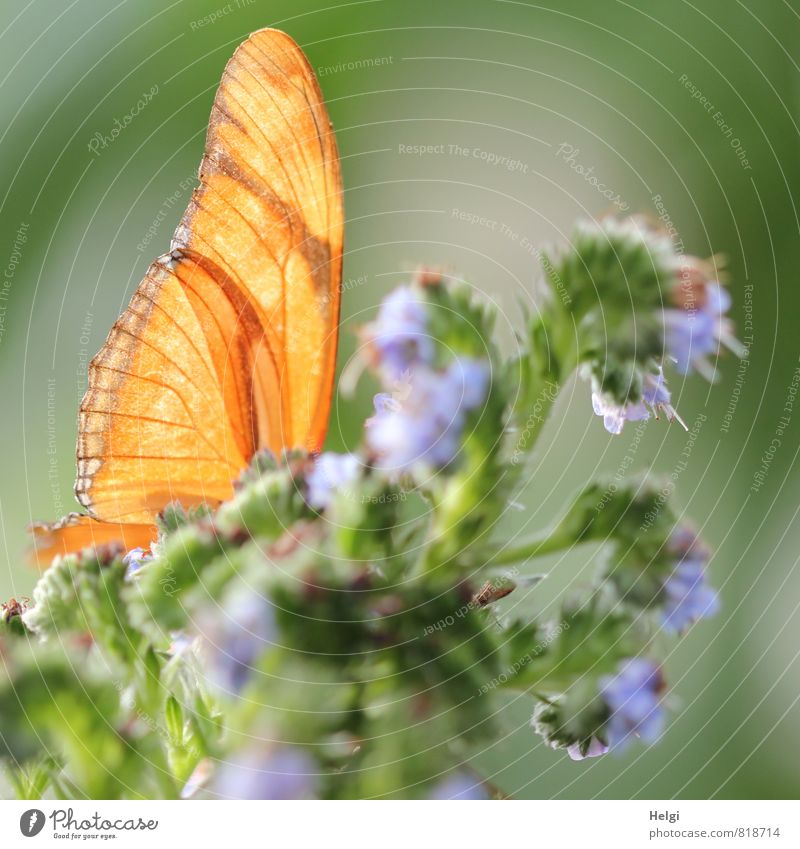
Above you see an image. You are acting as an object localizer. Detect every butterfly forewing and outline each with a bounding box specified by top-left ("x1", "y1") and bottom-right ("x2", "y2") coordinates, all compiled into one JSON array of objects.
[{"x1": 174, "y1": 28, "x2": 343, "y2": 453}]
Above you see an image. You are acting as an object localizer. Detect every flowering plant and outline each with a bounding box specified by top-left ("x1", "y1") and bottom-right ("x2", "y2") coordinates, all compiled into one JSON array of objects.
[{"x1": 1, "y1": 216, "x2": 740, "y2": 799}]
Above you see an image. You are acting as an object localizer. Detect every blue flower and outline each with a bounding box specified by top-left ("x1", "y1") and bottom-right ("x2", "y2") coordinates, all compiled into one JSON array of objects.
[
  {"x1": 366, "y1": 357, "x2": 490, "y2": 472},
  {"x1": 168, "y1": 631, "x2": 193, "y2": 658},
  {"x1": 591, "y1": 368, "x2": 686, "y2": 435},
  {"x1": 567, "y1": 736, "x2": 610, "y2": 761},
  {"x1": 122, "y1": 546, "x2": 152, "y2": 578},
  {"x1": 213, "y1": 746, "x2": 319, "y2": 799},
  {"x1": 363, "y1": 286, "x2": 434, "y2": 378},
  {"x1": 661, "y1": 527, "x2": 719, "y2": 633},
  {"x1": 591, "y1": 389, "x2": 649, "y2": 435},
  {"x1": 600, "y1": 658, "x2": 665, "y2": 749},
  {"x1": 306, "y1": 452, "x2": 361, "y2": 510},
  {"x1": 372, "y1": 392, "x2": 399, "y2": 415},
  {"x1": 664, "y1": 260, "x2": 744, "y2": 381},
  {"x1": 429, "y1": 772, "x2": 489, "y2": 799},
  {"x1": 201, "y1": 586, "x2": 277, "y2": 695}
]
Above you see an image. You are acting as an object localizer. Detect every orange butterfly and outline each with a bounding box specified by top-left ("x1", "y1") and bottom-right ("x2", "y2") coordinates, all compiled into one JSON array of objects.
[{"x1": 31, "y1": 29, "x2": 343, "y2": 564}]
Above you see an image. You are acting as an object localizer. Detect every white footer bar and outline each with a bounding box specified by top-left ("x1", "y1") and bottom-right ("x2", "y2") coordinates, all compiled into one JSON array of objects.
[{"x1": 1, "y1": 799, "x2": 796, "y2": 847}]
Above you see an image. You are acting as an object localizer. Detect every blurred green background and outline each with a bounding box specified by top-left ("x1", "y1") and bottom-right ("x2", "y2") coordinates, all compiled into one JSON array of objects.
[{"x1": 1, "y1": 0, "x2": 798, "y2": 799}]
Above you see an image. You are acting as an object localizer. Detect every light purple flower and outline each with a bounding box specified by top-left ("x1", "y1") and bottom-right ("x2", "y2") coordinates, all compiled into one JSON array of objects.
[
  {"x1": 429, "y1": 772, "x2": 489, "y2": 799},
  {"x1": 213, "y1": 746, "x2": 319, "y2": 800},
  {"x1": 372, "y1": 392, "x2": 400, "y2": 415},
  {"x1": 600, "y1": 658, "x2": 665, "y2": 749},
  {"x1": 567, "y1": 736, "x2": 610, "y2": 761},
  {"x1": 664, "y1": 263, "x2": 744, "y2": 380},
  {"x1": 180, "y1": 758, "x2": 212, "y2": 799},
  {"x1": 201, "y1": 587, "x2": 277, "y2": 695},
  {"x1": 168, "y1": 631, "x2": 193, "y2": 658},
  {"x1": 661, "y1": 527, "x2": 719, "y2": 633},
  {"x1": 306, "y1": 452, "x2": 361, "y2": 509},
  {"x1": 591, "y1": 390, "x2": 649, "y2": 435},
  {"x1": 591, "y1": 368, "x2": 686, "y2": 435},
  {"x1": 122, "y1": 546, "x2": 152, "y2": 578},
  {"x1": 366, "y1": 357, "x2": 490, "y2": 472},
  {"x1": 363, "y1": 286, "x2": 434, "y2": 378}
]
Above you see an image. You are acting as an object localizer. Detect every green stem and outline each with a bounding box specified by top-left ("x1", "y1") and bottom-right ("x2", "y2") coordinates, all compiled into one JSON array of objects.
[
  {"x1": 492, "y1": 528, "x2": 577, "y2": 566},
  {"x1": 509, "y1": 311, "x2": 578, "y2": 462}
]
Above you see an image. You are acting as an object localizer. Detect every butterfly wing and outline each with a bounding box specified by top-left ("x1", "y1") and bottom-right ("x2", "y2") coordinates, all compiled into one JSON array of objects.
[
  {"x1": 30, "y1": 514, "x2": 158, "y2": 565},
  {"x1": 76, "y1": 254, "x2": 253, "y2": 523},
  {"x1": 73, "y1": 28, "x2": 343, "y2": 527},
  {"x1": 174, "y1": 28, "x2": 343, "y2": 451}
]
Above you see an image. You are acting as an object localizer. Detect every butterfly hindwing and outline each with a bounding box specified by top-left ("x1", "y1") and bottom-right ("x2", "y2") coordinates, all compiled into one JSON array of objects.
[
  {"x1": 30, "y1": 514, "x2": 158, "y2": 565},
  {"x1": 76, "y1": 255, "x2": 250, "y2": 523}
]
